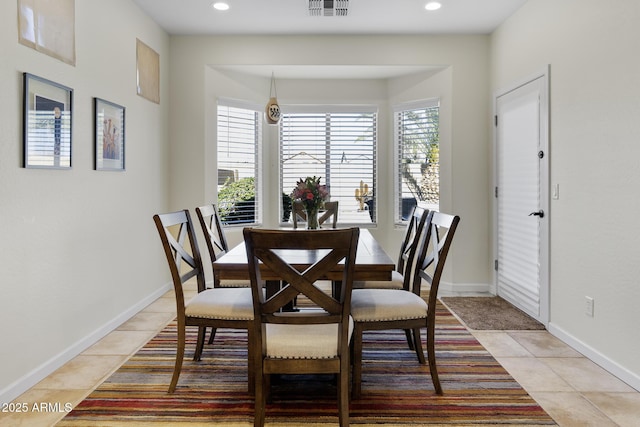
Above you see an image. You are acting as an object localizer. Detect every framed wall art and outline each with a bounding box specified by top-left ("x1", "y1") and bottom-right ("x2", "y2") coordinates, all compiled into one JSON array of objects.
[
  {"x1": 18, "y1": 0, "x2": 76, "y2": 66},
  {"x1": 136, "y1": 39, "x2": 160, "y2": 104},
  {"x1": 23, "y1": 73, "x2": 73, "y2": 169},
  {"x1": 94, "y1": 98, "x2": 125, "y2": 171}
]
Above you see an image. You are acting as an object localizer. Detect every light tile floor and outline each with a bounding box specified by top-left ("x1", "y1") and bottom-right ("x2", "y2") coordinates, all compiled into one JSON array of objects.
[{"x1": 2, "y1": 287, "x2": 639, "y2": 426}]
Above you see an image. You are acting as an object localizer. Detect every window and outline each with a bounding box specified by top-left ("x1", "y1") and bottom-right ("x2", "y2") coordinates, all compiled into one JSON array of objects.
[
  {"x1": 216, "y1": 100, "x2": 262, "y2": 225},
  {"x1": 394, "y1": 99, "x2": 440, "y2": 224},
  {"x1": 280, "y1": 107, "x2": 376, "y2": 225}
]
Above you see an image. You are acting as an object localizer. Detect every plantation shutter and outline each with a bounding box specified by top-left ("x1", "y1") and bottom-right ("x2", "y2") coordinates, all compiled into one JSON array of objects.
[
  {"x1": 280, "y1": 106, "x2": 377, "y2": 225},
  {"x1": 393, "y1": 99, "x2": 440, "y2": 224},
  {"x1": 217, "y1": 99, "x2": 262, "y2": 225}
]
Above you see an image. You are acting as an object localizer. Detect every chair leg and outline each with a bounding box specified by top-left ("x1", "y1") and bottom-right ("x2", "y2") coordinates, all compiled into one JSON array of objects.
[
  {"x1": 207, "y1": 326, "x2": 217, "y2": 344},
  {"x1": 169, "y1": 322, "x2": 186, "y2": 393},
  {"x1": 265, "y1": 374, "x2": 272, "y2": 404},
  {"x1": 351, "y1": 324, "x2": 364, "y2": 399},
  {"x1": 412, "y1": 328, "x2": 426, "y2": 364},
  {"x1": 193, "y1": 326, "x2": 207, "y2": 361},
  {"x1": 404, "y1": 329, "x2": 415, "y2": 350},
  {"x1": 254, "y1": 371, "x2": 266, "y2": 427},
  {"x1": 247, "y1": 329, "x2": 255, "y2": 394},
  {"x1": 426, "y1": 323, "x2": 442, "y2": 395},
  {"x1": 338, "y1": 360, "x2": 350, "y2": 427}
]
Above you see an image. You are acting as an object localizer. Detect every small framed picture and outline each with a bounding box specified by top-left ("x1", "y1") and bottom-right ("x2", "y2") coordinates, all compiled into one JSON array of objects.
[
  {"x1": 94, "y1": 98, "x2": 125, "y2": 171},
  {"x1": 23, "y1": 73, "x2": 73, "y2": 169}
]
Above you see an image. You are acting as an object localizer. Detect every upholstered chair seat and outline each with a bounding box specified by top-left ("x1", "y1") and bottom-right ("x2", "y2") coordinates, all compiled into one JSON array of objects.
[
  {"x1": 265, "y1": 318, "x2": 354, "y2": 359},
  {"x1": 185, "y1": 287, "x2": 254, "y2": 320},
  {"x1": 353, "y1": 270, "x2": 405, "y2": 290},
  {"x1": 218, "y1": 279, "x2": 252, "y2": 288},
  {"x1": 351, "y1": 289, "x2": 427, "y2": 321}
]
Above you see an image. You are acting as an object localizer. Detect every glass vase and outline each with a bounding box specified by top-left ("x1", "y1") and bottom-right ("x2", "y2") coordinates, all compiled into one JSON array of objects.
[{"x1": 306, "y1": 206, "x2": 319, "y2": 229}]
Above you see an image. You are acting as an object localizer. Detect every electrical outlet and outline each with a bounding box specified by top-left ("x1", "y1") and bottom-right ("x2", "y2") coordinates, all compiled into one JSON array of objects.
[{"x1": 585, "y1": 296, "x2": 594, "y2": 317}]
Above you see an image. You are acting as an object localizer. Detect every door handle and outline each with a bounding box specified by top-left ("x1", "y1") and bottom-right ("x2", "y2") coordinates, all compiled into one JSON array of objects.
[{"x1": 528, "y1": 210, "x2": 544, "y2": 218}]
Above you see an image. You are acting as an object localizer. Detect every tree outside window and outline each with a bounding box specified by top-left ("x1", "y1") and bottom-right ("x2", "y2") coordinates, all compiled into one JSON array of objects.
[
  {"x1": 216, "y1": 102, "x2": 261, "y2": 225},
  {"x1": 395, "y1": 101, "x2": 440, "y2": 222}
]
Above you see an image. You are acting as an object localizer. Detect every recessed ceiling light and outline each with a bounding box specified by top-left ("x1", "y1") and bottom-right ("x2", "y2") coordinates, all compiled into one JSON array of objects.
[
  {"x1": 212, "y1": 2, "x2": 230, "y2": 11},
  {"x1": 425, "y1": 2, "x2": 442, "y2": 11}
]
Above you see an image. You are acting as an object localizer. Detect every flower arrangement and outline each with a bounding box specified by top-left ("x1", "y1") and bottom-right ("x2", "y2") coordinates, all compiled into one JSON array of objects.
[
  {"x1": 291, "y1": 176, "x2": 329, "y2": 228},
  {"x1": 291, "y1": 176, "x2": 329, "y2": 211}
]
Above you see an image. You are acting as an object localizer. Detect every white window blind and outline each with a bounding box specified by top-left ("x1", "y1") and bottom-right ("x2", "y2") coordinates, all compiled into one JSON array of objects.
[
  {"x1": 216, "y1": 100, "x2": 262, "y2": 225},
  {"x1": 394, "y1": 99, "x2": 440, "y2": 224},
  {"x1": 280, "y1": 107, "x2": 376, "y2": 225}
]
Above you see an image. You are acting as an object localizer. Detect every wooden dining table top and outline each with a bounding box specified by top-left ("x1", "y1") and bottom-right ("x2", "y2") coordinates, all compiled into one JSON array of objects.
[{"x1": 213, "y1": 228, "x2": 395, "y2": 282}]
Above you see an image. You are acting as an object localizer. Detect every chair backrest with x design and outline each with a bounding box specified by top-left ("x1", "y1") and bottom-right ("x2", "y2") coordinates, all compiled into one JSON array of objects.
[
  {"x1": 244, "y1": 227, "x2": 359, "y2": 322},
  {"x1": 396, "y1": 206, "x2": 429, "y2": 290},
  {"x1": 154, "y1": 210, "x2": 206, "y2": 313},
  {"x1": 411, "y1": 211, "x2": 460, "y2": 305},
  {"x1": 196, "y1": 204, "x2": 229, "y2": 258},
  {"x1": 196, "y1": 203, "x2": 242, "y2": 288}
]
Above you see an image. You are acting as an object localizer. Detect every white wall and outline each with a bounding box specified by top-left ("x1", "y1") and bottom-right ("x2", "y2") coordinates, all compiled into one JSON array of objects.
[
  {"x1": 492, "y1": 0, "x2": 640, "y2": 389},
  {"x1": 170, "y1": 34, "x2": 493, "y2": 293},
  {"x1": 0, "y1": 0, "x2": 171, "y2": 402}
]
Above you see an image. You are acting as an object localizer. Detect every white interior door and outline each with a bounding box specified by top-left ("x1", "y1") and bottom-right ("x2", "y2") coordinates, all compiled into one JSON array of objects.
[{"x1": 495, "y1": 71, "x2": 549, "y2": 325}]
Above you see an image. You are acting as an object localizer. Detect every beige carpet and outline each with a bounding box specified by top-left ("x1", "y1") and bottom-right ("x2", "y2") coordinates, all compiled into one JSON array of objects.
[{"x1": 440, "y1": 296, "x2": 545, "y2": 330}]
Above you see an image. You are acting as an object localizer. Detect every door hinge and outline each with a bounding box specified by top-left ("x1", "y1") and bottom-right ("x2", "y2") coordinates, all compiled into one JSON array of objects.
[
  {"x1": 494, "y1": 259, "x2": 499, "y2": 271},
  {"x1": 494, "y1": 115, "x2": 498, "y2": 127},
  {"x1": 495, "y1": 186, "x2": 498, "y2": 198}
]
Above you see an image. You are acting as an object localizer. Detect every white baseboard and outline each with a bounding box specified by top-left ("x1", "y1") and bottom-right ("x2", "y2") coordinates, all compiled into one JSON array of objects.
[
  {"x1": 438, "y1": 281, "x2": 494, "y2": 296},
  {"x1": 0, "y1": 283, "x2": 172, "y2": 404},
  {"x1": 548, "y1": 322, "x2": 640, "y2": 392}
]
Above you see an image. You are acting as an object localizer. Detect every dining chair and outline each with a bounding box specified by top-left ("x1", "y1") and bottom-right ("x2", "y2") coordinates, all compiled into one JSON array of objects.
[
  {"x1": 196, "y1": 203, "x2": 250, "y2": 288},
  {"x1": 354, "y1": 205, "x2": 428, "y2": 291},
  {"x1": 153, "y1": 210, "x2": 254, "y2": 393},
  {"x1": 353, "y1": 206, "x2": 428, "y2": 350},
  {"x1": 243, "y1": 227, "x2": 359, "y2": 427},
  {"x1": 196, "y1": 203, "x2": 252, "y2": 345},
  {"x1": 292, "y1": 200, "x2": 339, "y2": 228},
  {"x1": 350, "y1": 211, "x2": 460, "y2": 398}
]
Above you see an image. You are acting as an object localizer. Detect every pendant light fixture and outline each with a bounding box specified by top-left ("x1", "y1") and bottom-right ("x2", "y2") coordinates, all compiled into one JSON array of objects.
[{"x1": 265, "y1": 73, "x2": 281, "y2": 125}]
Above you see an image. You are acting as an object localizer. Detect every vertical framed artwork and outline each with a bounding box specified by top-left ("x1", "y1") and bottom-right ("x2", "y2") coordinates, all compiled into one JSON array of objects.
[
  {"x1": 23, "y1": 73, "x2": 73, "y2": 169},
  {"x1": 18, "y1": 0, "x2": 76, "y2": 66},
  {"x1": 94, "y1": 98, "x2": 125, "y2": 171},
  {"x1": 136, "y1": 39, "x2": 160, "y2": 104}
]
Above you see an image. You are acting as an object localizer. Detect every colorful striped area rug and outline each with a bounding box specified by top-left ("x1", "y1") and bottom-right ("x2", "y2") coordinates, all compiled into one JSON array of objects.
[{"x1": 58, "y1": 303, "x2": 556, "y2": 426}]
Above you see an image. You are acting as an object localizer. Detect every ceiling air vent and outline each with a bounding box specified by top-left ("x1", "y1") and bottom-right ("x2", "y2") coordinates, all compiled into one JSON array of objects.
[{"x1": 309, "y1": 0, "x2": 349, "y2": 17}]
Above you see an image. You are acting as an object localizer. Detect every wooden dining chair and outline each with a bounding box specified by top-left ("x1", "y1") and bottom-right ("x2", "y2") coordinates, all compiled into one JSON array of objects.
[
  {"x1": 353, "y1": 206, "x2": 428, "y2": 350},
  {"x1": 153, "y1": 210, "x2": 254, "y2": 393},
  {"x1": 196, "y1": 203, "x2": 252, "y2": 345},
  {"x1": 196, "y1": 203, "x2": 250, "y2": 288},
  {"x1": 354, "y1": 206, "x2": 428, "y2": 291},
  {"x1": 243, "y1": 227, "x2": 359, "y2": 427},
  {"x1": 292, "y1": 200, "x2": 339, "y2": 228},
  {"x1": 350, "y1": 211, "x2": 460, "y2": 398}
]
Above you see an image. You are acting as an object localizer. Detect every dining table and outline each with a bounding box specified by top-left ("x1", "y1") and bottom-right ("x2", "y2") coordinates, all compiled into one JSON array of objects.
[{"x1": 212, "y1": 228, "x2": 395, "y2": 297}]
